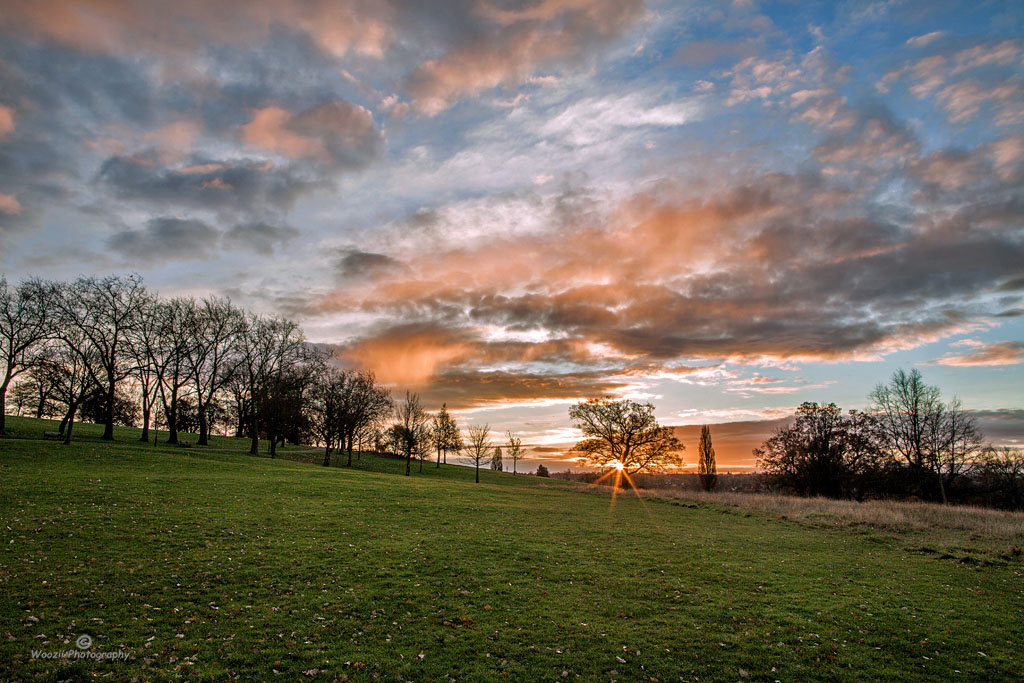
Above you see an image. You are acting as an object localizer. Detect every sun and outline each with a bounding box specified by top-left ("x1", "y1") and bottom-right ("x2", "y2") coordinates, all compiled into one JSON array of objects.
[{"x1": 612, "y1": 460, "x2": 625, "y2": 471}]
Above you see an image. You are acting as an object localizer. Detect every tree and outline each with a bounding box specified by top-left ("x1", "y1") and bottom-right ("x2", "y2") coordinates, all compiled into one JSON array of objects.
[
  {"x1": 491, "y1": 445, "x2": 503, "y2": 471},
  {"x1": 152, "y1": 297, "x2": 196, "y2": 445},
  {"x1": 46, "y1": 275, "x2": 147, "y2": 440},
  {"x1": 870, "y1": 369, "x2": 982, "y2": 502},
  {"x1": 979, "y1": 447, "x2": 1024, "y2": 510},
  {"x1": 432, "y1": 404, "x2": 461, "y2": 467},
  {"x1": 185, "y1": 296, "x2": 243, "y2": 446},
  {"x1": 308, "y1": 365, "x2": 347, "y2": 467},
  {"x1": 393, "y1": 391, "x2": 430, "y2": 475},
  {"x1": 124, "y1": 292, "x2": 164, "y2": 443},
  {"x1": 235, "y1": 314, "x2": 309, "y2": 456},
  {"x1": 506, "y1": 431, "x2": 524, "y2": 475},
  {"x1": 1, "y1": 277, "x2": 49, "y2": 435},
  {"x1": 568, "y1": 398, "x2": 684, "y2": 474},
  {"x1": 535, "y1": 463, "x2": 550, "y2": 477},
  {"x1": 697, "y1": 424, "x2": 717, "y2": 492},
  {"x1": 755, "y1": 402, "x2": 885, "y2": 499},
  {"x1": 463, "y1": 424, "x2": 492, "y2": 483}
]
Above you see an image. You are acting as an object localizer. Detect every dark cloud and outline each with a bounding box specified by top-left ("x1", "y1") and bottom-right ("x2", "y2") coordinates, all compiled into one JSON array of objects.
[
  {"x1": 108, "y1": 216, "x2": 219, "y2": 261},
  {"x1": 97, "y1": 153, "x2": 324, "y2": 214},
  {"x1": 336, "y1": 249, "x2": 404, "y2": 280},
  {"x1": 224, "y1": 221, "x2": 299, "y2": 255}
]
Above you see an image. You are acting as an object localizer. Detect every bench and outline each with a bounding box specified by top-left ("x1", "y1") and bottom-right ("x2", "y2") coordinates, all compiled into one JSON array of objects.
[
  {"x1": 178, "y1": 440, "x2": 192, "y2": 448},
  {"x1": 43, "y1": 430, "x2": 61, "y2": 440}
]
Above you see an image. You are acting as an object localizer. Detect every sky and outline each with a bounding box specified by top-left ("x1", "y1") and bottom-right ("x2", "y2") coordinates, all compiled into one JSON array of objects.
[{"x1": 1, "y1": 0, "x2": 1022, "y2": 470}]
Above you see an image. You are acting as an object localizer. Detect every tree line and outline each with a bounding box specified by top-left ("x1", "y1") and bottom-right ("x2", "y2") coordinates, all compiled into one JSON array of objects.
[
  {"x1": 1, "y1": 274, "x2": 531, "y2": 480},
  {"x1": 755, "y1": 369, "x2": 1023, "y2": 509}
]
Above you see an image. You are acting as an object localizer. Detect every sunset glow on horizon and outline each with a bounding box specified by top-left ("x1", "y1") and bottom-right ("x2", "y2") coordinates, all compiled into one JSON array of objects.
[{"x1": 1, "y1": 1, "x2": 1022, "y2": 471}]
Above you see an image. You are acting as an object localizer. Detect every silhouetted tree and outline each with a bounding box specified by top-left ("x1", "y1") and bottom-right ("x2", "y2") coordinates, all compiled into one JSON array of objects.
[
  {"x1": 491, "y1": 445, "x2": 503, "y2": 471},
  {"x1": 1, "y1": 277, "x2": 50, "y2": 435},
  {"x1": 186, "y1": 296, "x2": 243, "y2": 446},
  {"x1": 698, "y1": 424, "x2": 717, "y2": 492},
  {"x1": 569, "y1": 398, "x2": 684, "y2": 474},
  {"x1": 506, "y1": 431, "x2": 524, "y2": 475},
  {"x1": 756, "y1": 402, "x2": 887, "y2": 499},
  {"x1": 535, "y1": 463, "x2": 550, "y2": 477},
  {"x1": 393, "y1": 391, "x2": 429, "y2": 475},
  {"x1": 871, "y1": 369, "x2": 982, "y2": 503},
  {"x1": 432, "y1": 404, "x2": 461, "y2": 467},
  {"x1": 46, "y1": 275, "x2": 147, "y2": 440},
  {"x1": 463, "y1": 424, "x2": 492, "y2": 483}
]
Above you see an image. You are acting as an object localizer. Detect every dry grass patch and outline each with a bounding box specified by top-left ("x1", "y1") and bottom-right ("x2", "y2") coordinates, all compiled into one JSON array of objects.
[{"x1": 654, "y1": 489, "x2": 1024, "y2": 558}]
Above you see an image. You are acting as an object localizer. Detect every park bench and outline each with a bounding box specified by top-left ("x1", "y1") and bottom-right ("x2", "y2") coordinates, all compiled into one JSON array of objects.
[{"x1": 43, "y1": 430, "x2": 61, "y2": 439}]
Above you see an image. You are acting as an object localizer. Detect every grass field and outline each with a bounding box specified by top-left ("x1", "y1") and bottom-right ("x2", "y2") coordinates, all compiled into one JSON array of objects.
[{"x1": 1, "y1": 416, "x2": 1022, "y2": 681}]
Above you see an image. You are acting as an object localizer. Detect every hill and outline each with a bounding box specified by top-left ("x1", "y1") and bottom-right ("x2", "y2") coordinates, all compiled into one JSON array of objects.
[{"x1": 1, "y1": 416, "x2": 1022, "y2": 680}]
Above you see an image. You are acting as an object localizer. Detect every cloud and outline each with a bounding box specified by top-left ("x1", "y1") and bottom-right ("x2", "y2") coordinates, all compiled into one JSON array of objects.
[
  {"x1": 0, "y1": 104, "x2": 13, "y2": 140},
  {"x1": 239, "y1": 101, "x2": 383, "y2": 170},
  {"x1": 0, "y1": 193, "x2": 22, "y2": 215},
  {"x1": 336, "y1": 249, "x2": 404, "y2": 281},
  {"x1": 406, "y1": 0, "x2": 647, "y2": 114},
  {"x1": 223, "y1": 221, "x2": 300, "y2": 255},
  {"x1": 929, "y1": 342, "x2": 1024, "y2": 367},
  {"x1": 309, "y1": 164, "x2": 1024, "y2": 398},
  {"x1": 108, "y1": 216, "x2": 220, "y2": 261},
  {"x1": 97, "y1": 153, "x2": 323, "y2": 213},
  {"x1": 905, "y1": 31, "x2": 946, "y2": 47}
]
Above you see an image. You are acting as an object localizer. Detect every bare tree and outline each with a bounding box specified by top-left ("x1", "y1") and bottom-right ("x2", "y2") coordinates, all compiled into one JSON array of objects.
[
  {"x1": 309, "y1": 364, "x2": 346, "y2": 466},
  {"x1": 124, "y1": 291, "x2": 163, "y2": 442},
  {"x1": 490, "y1": 445, "x2": 503, "y2": 471},
  {"x1": 569, "y1": 398, "x2": 684, "y2": 475},
  {"x1": 186, "y1": 297, "x2": 243, "y2": 446},
  {"x1": 432, "y1": 403, "x2": 461, "y2": 467},
  {"x1": 871, "y1": 369, "x2": 981, "y2": 503},
  {"x1": 45, "y1": 275, "x2": 147, "y2": 440},
  {"x1": 393, "y1": 391, "x2": 429, "y2": 475},
  {"x1": 1, "y1": 277, "x2": 49, "y2": 435},
  {"x1": 505, "y1": 430, "x2": 524, "y2": 475},
  {"x1": 235, "y1": 314, "x2": 308, "y2": 456},
  {"x1": 463, "y1": 424, "x2": 492, "y2": 483},
  {"x1": 698, "y1": 424, "x2": 718, "y2": 492},
  {"x1": 39, "y1": 328, "x2": 96, "y2": 445},
  {"x1": 153, "y1": 298, "x2": 197, "y2": 445}
]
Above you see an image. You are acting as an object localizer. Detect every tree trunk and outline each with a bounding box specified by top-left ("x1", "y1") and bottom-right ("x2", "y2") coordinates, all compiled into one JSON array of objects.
[
  {"x1": 475, "y1": 462, "x2": 480, "y2": 483},
  {"x1": 140, "y1": 404, "x2": 151, "y2": 443},
  {"x1": 346, "y1": 433, "x2": 354, "y2": 467},
  {"x1": 0, "y1": 376, "x2": 9, "y2": 435},
  {"x1": 58, "y1": 414, "x2": 68, "y2": 435},
  {"x1": 166, "y1": 393, "x2": 179, "y2": 445},
  {"x1": 197, "y1": 395, "x2": 209, "y2": 446},
  {"x1": 437, "y1": 445, "x2": 441, "y2": 468},
  {"x1": 269, "y1": 429, "x2": 277, "y2": 458},
  {"x1": 323, "y1": 445, "x2": 331, "y2": 467},
  {"x1": 249, "y1": 417, "x2": 259, "y2": 455},
  {"x1": 101, "y1": 379, "x2": 115, "y2": 440},
  {"x1": 63, "y1": 403, "x2": 78, "y2": 445},
  {"x1": 405, "y1": 450, "x2": 411, "y2": 476}
]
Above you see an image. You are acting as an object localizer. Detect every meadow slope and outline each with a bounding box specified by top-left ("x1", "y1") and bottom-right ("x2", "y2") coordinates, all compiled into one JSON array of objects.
[{"x1": 1, "y1": 418, "x2": 1022, "y2": 681}]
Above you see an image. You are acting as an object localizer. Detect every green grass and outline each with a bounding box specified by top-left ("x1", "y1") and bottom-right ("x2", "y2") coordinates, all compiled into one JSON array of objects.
[{"x1": 1, "y1": 417, "x2": 1022, "y2": 681}]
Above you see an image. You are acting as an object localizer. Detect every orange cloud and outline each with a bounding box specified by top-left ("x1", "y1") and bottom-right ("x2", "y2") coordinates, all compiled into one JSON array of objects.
[
  {"x1": 930, "y1": 342, "x2": 1024, "y2": 367},
  {"x1": 0, "y1": 104, "x2": 13, "y2": 141},
  {"x1": 0, "y1": 0, "x2": 393, "y2": 60},
  {"x1": 239, "y1": 101, "x2": 380, "y2": 168},
  {"x1": 0, "y1": 193, "x2": 23, "y2": 215}
]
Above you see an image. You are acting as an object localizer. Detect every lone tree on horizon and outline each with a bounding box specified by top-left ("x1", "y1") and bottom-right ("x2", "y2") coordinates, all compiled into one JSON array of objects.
[
  {"x1": 698, "y1": 424, "x2": 718, "y2": 492},
  {"x1": 568, "y1": 398, "x2": 684, "y2": 475},
  {"x1": 463, "y1": 423, "x2": 492, "y2": 483},
  {"x1": 506, "y1": 430, "x2": 524, "y2": 475}
]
